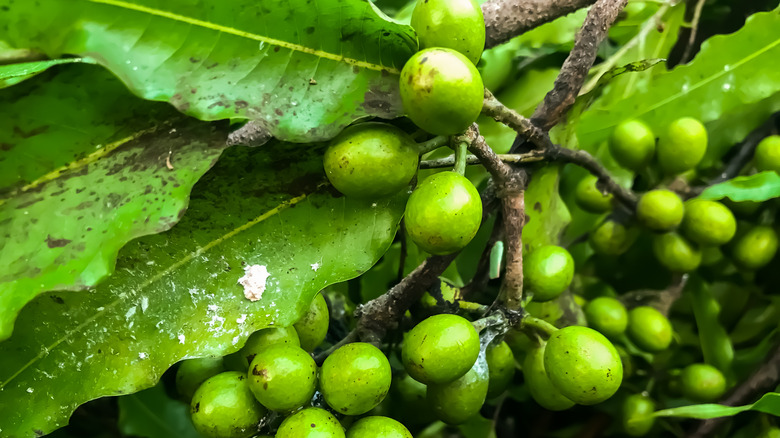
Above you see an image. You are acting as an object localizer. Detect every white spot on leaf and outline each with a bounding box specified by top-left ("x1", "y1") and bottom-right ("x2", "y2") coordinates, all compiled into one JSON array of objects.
[
  {"x1": 311, "y1": 263, "x2": 320, "y2": 272},
  {"x1": 238, "y1": 264, "x2": 270, "y2": 301}
]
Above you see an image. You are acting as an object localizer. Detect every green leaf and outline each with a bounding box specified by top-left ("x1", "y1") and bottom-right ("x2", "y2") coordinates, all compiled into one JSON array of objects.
[
  {"x1": 0, "y1": 58, "x2": 93, "y2": 88},
  {"x1": 699, "y1": 172, "x2": 780, "y2": 202},
  {"x1": 118, "y1": 383, "x2": 200, "y2": 438},
  {"x1": 522, "y1": 164, "x2": 571, "y2": 250},
  {"x1": 0, "y1": 65, "x2": 227, "y2": 341},
  {"x1": 0, "y1": 142, "x2": 406, "y2": 437},
  {"x1": 578, "y1": 9, "x2": 780, "y2": 152},
  {"x1": 648, "y1": 392, "x2": 780, "y2": 420},
  {"x1": 1, "y1": 0, "x2": 417, "y2": 142}
]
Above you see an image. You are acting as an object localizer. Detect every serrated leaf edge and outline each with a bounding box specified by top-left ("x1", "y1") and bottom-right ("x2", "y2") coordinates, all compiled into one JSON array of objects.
[{"x1": 0, "y1": 191, "x2": 310, "y2": 390}]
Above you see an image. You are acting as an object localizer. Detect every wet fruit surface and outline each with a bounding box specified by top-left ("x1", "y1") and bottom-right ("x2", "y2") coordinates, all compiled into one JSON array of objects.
[
  {"x1": 402, "y1": 314, "x2": 480, "y2": 384},
  {"x1": 190, "y1": 371, "x2": 266, "y2": 438}
]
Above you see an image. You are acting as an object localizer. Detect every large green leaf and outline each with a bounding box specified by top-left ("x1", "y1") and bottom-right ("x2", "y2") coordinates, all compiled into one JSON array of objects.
[
  {"x1": 0, "y1": 142, "x2": 406, "y2": 437},
  {"x1": 642, "y1": 392, "x2": 780, "y2": 421},
  {"x1": 0, "y1": 65, "x2": 228, "y2": 341},
  {"x1": 118, "y1": 384, "x2": 200, "y2": 438},
  {"x1": 0, "y1": 0, "x2": 417, "y2": 142},
  {"x1": 699, "y1": 171, "x2": 780, "y2": 202},
  {"x1": 578, "y1": 9, "x2": 780, "y2": 152}
]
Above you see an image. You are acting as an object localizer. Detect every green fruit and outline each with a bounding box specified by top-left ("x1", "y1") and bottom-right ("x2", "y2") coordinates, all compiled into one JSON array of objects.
[
  {"x1": 176, "y1": 357, "x2": 225, "y2": 402},
  {"x1": 276, "y1": 407, "x2": 345, "y2": 438},
  {"x1": 636, "y1": 189, "x2": 684, "y2": 231},
  {"x1": 523, "y1": 343, "x2": 576, "y2": 411},
  {"x1": 294, "y1": 292, "x2": 329, "y2": 352},
  {"x1": 323, "y1": 122, "x2": 419, "y2": 198},
  {"x1": 320, "y1": 342, "x2": 392, "y2": 415},
  {"x1": 399, "y1": 48, "x2": 484, "y2": 136},
  {"x1": 589, "y1": 219, "x2": 638, "y2": 255},
  {"x1": 653, "y1": 232, "x2": 702, "y2": 273},
  {"x1": 657, "y1": 117, "x2": 708, "y2": 175},
  {"x1": 524, "y1": 245, "x2": 575, "y2": 302},
  {"x1": 346, "y1": 416, "x2": 413, "y2": 438},
  {"x1": 609, "y1": 120, "x2": 656, "y2": 171},
  {"x1": 234, "y1": 326, "x2": 300, "y2": 370},
  {"x1": 544, "y1": 326, "x2": 623, "y2": 405},
  {"x1": 411, "y1": 0, "x2": 485, "y2": 65},
  {"x1": 732, "y1": 225, "x2": 779, "y2": 270},
  {"x1": 680, "y1": 363, "x2": 727, "y2": 402},
  {"x1": 247, "y1": 344, "x2": 317, "y2": 412},
  {"x1": 585, "y1": 297, "x2": 628, "y2": 339},
  {"x1": 681, "y1": 199, "x2": 736, "y2": 246},
  {"x1": 404, "y1": 171, "x2": 482, "y2": 255},
  {"x1": 622, "y1": 394, "x2": 655, "y2": 436},
  {"x1": 190, "y1": 372, "x2": 266, "y2": 438},
  {"x1": 427, "y1": 355, "x2": 489, "y2": 424},
  {"x1": 485, "y1": 341, "x2": 515, "y2": 398},
  {"x1": 402, "y1": 314, "x2": 480, "y2": 384},
  {"x1": 627, "y1": 306, "x2": 673, "y2": 353},
  {"x1": 754, "y1": 135, "x2": 780, "y2": 173},
  {"x1": 575, "y1": 174, "x2": 613, "y2": 213}
]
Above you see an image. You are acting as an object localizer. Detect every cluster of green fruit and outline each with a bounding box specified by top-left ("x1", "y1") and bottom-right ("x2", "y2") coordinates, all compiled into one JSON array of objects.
[
  {"x1": 577, "y1": 118, "x2": 779, "y2": 273},
  {"x1": 323, "y1": 0, "x2": 489, "y2": 256}
]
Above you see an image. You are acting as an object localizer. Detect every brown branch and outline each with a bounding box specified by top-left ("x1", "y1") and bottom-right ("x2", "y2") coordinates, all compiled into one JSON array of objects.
[
  {"x1": 482, "y1": 0, "x2": 597, "y2": 49},
  {"x1": 547, "y1": 146, "x2": 638, "y2": 210},
  {"x1": 687, "y1": 343, "x2": 780, "y2": 438},
  {"x1": 419, "y1": 151, "x2": 546, "y2": 169},
  {"x1": 463, "y1": 126, "x2": 528, "y2": 311},
  {"x1": 679, "y1": 0, "x2": 707, "y2": 64},
  {"x1": 483, "y1": 90, "x2": 554, "y2": 150},
  {"x1": 531, "y1": 0, "x2": 628, "y2": 130}
]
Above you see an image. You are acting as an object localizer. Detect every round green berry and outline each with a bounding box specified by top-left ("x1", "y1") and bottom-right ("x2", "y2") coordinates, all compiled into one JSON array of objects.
[
  {"x1": 190, "y1": 372, "x2": 266, "y2": 438},
  {"x1": 524, "y1": 245, "x2": 575, "y2": 302},
  {"x1": 637, "y1": 189, "x2": 684, "y2": 231},
  {"x1": 585, "y1": 297, "x2": 628, "y2": 339},
  {"x1": 575, "y1": 175, "x2": 613, "y2": 213},
  {"x1": 544, "y1": 326, "x2": 623, "y2": 405},
  {"x1": 680, "y1": 363, "x2": 727, "y2": 402},
  {"x1": 609, "y1": 120, "x2": 656, "y2": 171},
  {"x1": 402, "y1": 314, "x2": 480, "y2": 384},
  {"x1": 320, "y1": 342, "x2": 392, "y2": 415},
  {"x1": 657, "y1": 117, "x2": 708, "y2": 175},
  {"x1": 276, "y1": 408, "x2": 345, "y2": 438},
  {"x1": 323, "y1": 122, "x2": 419, "y2": 198},
  {"x1": 411, "y1": 0, "x2": 485, "y2": 65},
  {"x1": 233, "y1": 326, "x2": 300, "y2": 371},
  {"x1": 622, "y1": 394, "x2": 655, "y2": 436},
  {"x1": 400, "y1": 48, "x2": 484, "y2": 136},
  {"x1": 176, "y1": 357, "x2": 225, "y2": 402},
  {"x1": 346, "y1": 416, "x2": 413, "y2": 438},
  {"x1": 427, "y1": 356, "x2": 489, "y2": 424},
  {"x1": 732, "y1": 225, "x2": 779, "y2": 270},
  {"x1": 247, "y1": 344, "x2": 316, "y2": 412},
  {"x1": 627, "y1": 306, "x2": 673, "y2": 353},
  {"x1": 523, "y1": 343, "x2": 576, "y2": 411},
  {"x1": 590, "y1": 219, "x2": 638, "y2": 255},
  {"x1": 652, "y1": 232, "x2": 702, "y2": 272},
  {"x1": 404, "y1": 171, "x2": 482, "y2": 255},
  {"x1": 294, "y1": 292, "x2": 329, "y2": 352},
  {"x1": 391, "y1": 373, "x2": 436, "y2": 425},
  {"x1": 754, "y1": 135, "x2": 780, "y2": 173},
  {"x1": 485, "y1": 341, "x2": 515, "y2": 398},
  {"x1": 681, "y1": 199, "x2": 736, "y2": 246}
]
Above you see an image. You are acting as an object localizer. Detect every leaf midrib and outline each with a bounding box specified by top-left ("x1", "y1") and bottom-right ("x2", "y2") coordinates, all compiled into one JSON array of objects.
[{"x1": 87, "y1": 0, "x2": 401, "y2": 74}]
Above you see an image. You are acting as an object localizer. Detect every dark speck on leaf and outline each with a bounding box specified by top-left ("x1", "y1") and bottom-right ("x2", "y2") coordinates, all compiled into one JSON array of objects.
[
  {"x1": 534, "y1": 202, "x2": 542, "y2": 212},
  {"x1": 46, "y1": 235, "x2": 71, "y2": 248},
  {"x1": 50, "y1": 295, "x2": 65, "y2": 304}
]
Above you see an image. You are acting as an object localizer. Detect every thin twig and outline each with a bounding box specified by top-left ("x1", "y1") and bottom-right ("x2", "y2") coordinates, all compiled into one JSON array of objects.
[
  {"x1": 419, "y1": 151, "x2": 546, "y2": 169},
  {"x1": 482, "y1": 0, "x2": 597, "y2": 49},
  {"x1": 547, "y1": 146, "x2": 638, "y2": 209},
  {"x1": 530, "y1": 0, "x2": 629, "y2": 130},
  {"x1": 680, "y1": 0, "x2": 707, "y2": 64},
  {"x1": 483, "y1": 90, "x2": 554, "y2": 150}
]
